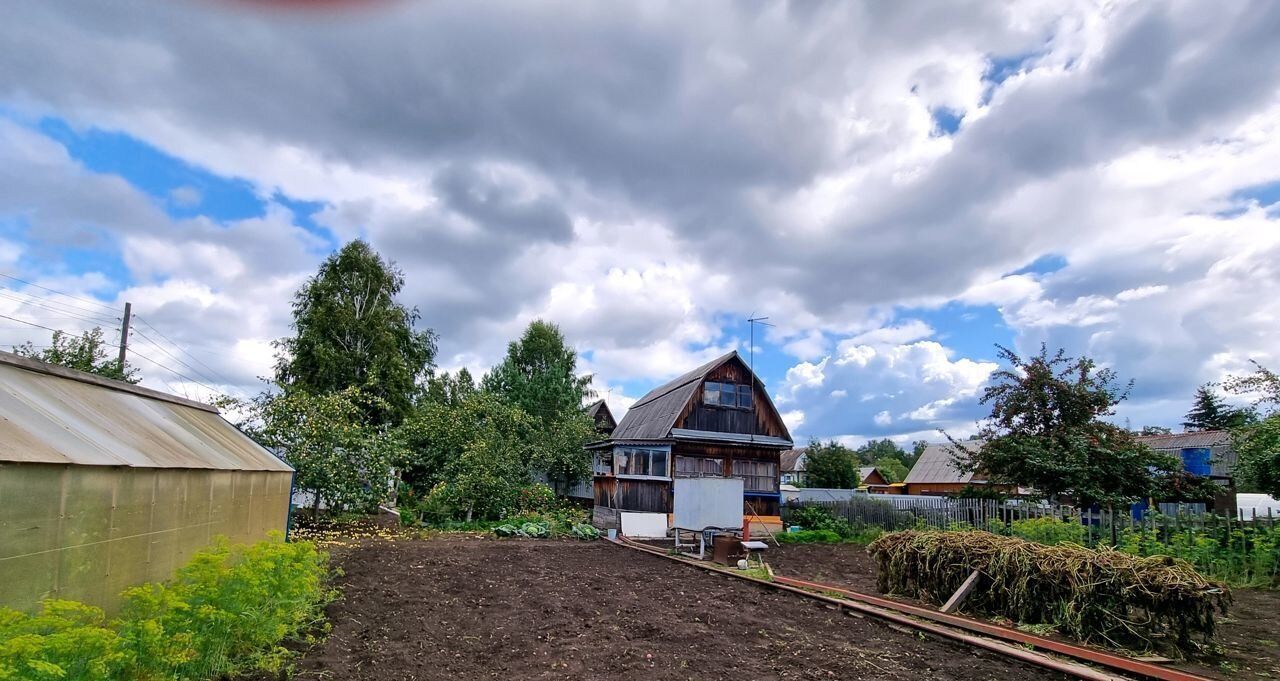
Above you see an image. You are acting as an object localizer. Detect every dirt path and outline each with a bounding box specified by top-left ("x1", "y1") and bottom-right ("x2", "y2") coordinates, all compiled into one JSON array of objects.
[
  {"x1": 767, "y1": 543, "x2": 1280, "y2": 681},
  {"x1": 281, "y1": 536, "x2": 1067, "y2": 680}
]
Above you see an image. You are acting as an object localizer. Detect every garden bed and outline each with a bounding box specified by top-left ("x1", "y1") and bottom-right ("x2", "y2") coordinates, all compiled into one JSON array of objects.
[
  {"x1": 766, "y1": 542, "x2": 1280, "y2": 681},
  {"x1": 269, "y1": 535, "x2": 1070, "y2": 680}
]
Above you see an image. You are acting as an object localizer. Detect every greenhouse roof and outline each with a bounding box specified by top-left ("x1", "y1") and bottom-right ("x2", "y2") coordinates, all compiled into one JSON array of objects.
[{"x1": 0, "y1": 351, "x2": 291, "y2": 472}]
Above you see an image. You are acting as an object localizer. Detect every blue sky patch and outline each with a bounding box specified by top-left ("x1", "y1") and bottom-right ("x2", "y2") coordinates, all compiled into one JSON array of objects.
[
  {"x1": 1010, "y1": 253, "x2": 1068, "y2": 276},
  {"x1": 930, "y1": 108, "x2": 963, "y2": 136},
  {"x1": 34, "y1": 116, "x2": 266, "y2": 222}
]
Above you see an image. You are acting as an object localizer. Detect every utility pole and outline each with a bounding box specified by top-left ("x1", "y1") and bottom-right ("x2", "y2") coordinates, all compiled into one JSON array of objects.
[{"x1": 117, "y1": 301, "x2": 132, "y2": 371}]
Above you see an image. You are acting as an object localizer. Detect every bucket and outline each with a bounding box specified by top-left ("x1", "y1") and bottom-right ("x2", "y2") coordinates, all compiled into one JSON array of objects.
[{"x1": 607, "y1": 528, "x2": 617, "y2": 540}]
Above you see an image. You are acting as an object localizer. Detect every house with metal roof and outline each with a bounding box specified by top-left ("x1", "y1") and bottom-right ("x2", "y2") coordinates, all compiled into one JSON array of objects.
[
  {"x1": 780, "y1": 448, "x2": 806, "y2": 485},
  {"x1": 0, "y1": 350, "x2": 293, "y2": 614},
  {"x1": 901, "y1": 441, "x2": 1016, "y2": 496},
  {"x1": 586, "y1": 351, "x2": 793, "y2": 530}
]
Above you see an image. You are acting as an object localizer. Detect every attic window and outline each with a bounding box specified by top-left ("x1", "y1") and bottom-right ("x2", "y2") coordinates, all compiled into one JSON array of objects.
[{"x1": 704, "y1": 382, "x2": 753, "y2": 409}]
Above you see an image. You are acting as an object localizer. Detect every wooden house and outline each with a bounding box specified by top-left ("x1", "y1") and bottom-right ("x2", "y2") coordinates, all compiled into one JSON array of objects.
[
  {"x1": 587, "y1": 351, "x2": 793, "y2": 531},
  {"x1": 585, "y1": 399, "x2": 617, "y2": 437}
]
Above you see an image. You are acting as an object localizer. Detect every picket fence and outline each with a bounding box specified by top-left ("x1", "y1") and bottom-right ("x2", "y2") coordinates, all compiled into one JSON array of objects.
[{"x1": 784, "y1": 495, "x2": 1279, "y2": 548}]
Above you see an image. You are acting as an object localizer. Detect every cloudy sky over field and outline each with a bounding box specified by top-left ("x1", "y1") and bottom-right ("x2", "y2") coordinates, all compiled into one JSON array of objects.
[{"x1": 0, "y1": 0, "x2": 1277, "y2": 444}]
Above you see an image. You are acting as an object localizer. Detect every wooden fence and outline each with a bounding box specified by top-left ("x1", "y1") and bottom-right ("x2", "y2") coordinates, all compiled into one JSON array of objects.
[{"x1": 783, "y1": 496, "x2": 1279, "y2": 548}]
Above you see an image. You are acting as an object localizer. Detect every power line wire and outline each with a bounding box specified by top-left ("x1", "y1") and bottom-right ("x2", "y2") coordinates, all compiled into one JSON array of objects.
[
  {"x1": 0, "y1": 273, "x2": 118, "y2": 314},
  {"x1": 0, "y1": 313, "x2": 64, "y2": 334},
  {"x1": 127, "y1": 349, "x2": 225, "y2": 401},
  {"x1": 132, "y1": 316, "x2": 242, "y2": 392},
  {"x1": 128, "y1": 327, "x2": 233, "y2": 396},
  {"x1": 0, "y1": 290, "x2": 119, "y2": 326}
]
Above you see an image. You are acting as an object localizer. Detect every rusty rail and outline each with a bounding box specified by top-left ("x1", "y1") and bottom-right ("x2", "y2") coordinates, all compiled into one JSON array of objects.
[{"x1": 610, "y1": 536, "x2": 1213, "y2": 681}]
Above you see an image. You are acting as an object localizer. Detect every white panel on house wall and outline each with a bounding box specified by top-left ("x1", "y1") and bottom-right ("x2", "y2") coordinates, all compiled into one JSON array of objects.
[
  {"x1": 673, "y1": 477, "x2": 744, "y2": 531},
  {"x1": 620, "y1": 512, "x2": 669, "y2": 538}
]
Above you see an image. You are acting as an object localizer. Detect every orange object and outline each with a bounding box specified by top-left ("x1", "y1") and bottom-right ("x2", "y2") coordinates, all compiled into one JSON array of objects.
[{"x1": 743, "y1": 518, "x2": 751, "y2": 543}]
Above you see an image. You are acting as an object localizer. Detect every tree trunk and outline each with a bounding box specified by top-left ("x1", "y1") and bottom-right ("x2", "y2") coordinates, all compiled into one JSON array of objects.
[{"x1": 312, "y1": 488, "x2": 322, "y2": 520}]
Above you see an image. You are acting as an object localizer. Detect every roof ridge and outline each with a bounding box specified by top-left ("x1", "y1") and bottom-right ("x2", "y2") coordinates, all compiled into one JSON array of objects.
[
  {"x1": 626, "y1": 350, "x2": 738, "y2": 410},
  {"x1": 0, "y1": 350, "x2": 218, "y2": 413}
]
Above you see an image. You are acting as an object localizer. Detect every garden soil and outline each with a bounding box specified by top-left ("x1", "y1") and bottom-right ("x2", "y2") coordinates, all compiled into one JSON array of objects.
[
  {"x1": 274, "y1": 536, "x2": 1069, "y2": 680},
  {"x1": 767, "y1": 543, "x2": 1280, "y2": 681}
]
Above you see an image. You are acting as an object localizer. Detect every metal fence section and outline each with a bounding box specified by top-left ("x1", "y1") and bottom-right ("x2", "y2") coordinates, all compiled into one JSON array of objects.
[{"x1": 782, "y1": 495, "x2": 1279, "y2": 547}]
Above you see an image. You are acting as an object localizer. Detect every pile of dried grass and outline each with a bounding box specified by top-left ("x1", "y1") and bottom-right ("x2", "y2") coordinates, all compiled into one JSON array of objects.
[{"x1": 867, "y1": 530, "x2": 1230, "y2": 656}]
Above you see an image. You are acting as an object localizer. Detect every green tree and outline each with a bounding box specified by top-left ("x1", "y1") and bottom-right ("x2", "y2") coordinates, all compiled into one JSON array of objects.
[
  {"x1": 1139, "y1": 425, "x2": 1172, "y2": 435},
  {"x1": 14, "y1": 327, "x2": 139, "y2": 383},
  {"x1": 248, "y1": 387, "x2": 392, "y2": 517},
  {"x1": 855, "y1": 438, "x2": 906, "y2": 465},
  {"x1": 1225, "y1": 362, "x2": 1280, "y2": 497},
  {"x1": 953, "y1": 344, "x2": 1189, "y2": 507},
  {"x1": 872, "y1": 456, "x2": 909, "y2": 484},
  {"x1": 414, "y1": 392, "x2": 540, "y2": 521},
  {"x1": 804, "y1": 439, "x2": 861, "y2": 488},
  {"x1": 482, "y1": 320, "x2": 596, "y2": 492},
  {"x1": 482, "y1": 320, "x2": 594, "y2": 422},
  {"x1": 1183, "y1": 384, "x2": 1256, "y2": 431},
  {"x1": 273, "y1": 240, "x2": 437, "y2": 427}
]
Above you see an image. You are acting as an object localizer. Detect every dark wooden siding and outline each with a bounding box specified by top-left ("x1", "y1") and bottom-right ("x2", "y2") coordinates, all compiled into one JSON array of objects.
[
  {"x1": 677, "y1": 358, "x2": 789, "y2": 438},
  {"x1": 744, "y1": 496, "x2": 780, "y2": 517},
  {"x1": 593, "y1": 476, "x2": 671, "y2": 513}
]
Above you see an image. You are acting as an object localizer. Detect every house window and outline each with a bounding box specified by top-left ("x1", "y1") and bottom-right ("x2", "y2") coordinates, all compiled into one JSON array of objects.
[
  {"x1": 675, "y1": 456, "x2": 724, "y2": 478},
  {"x1": 733, "y1": 459, "x2": 778, "y2": 492},
  {"x1": 704, "y1": 382, "x2": 754, "y2": 409},
  {"x1": 593, "y1": 452, "x2": 613, "y2": 475},
  {"x1": 615, "y1": 447, "x2": 670, "y2": 478}
]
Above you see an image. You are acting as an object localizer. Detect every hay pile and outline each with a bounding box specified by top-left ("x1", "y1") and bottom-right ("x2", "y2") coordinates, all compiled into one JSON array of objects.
[{"x1": 867, "y1": 530, "x2": 1230, "y2": 656}]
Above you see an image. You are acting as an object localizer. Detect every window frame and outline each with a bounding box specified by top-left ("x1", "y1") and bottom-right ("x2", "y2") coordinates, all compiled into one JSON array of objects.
[
  {"x1": 732, "y1": 459, "x2": 779, "y2": 493},
  {"x1": 703, "y1": 380, "x2": 754, "y2": 410},
  {"x1": 614, "y1": 446, "x2": 672, "y2": 480}
]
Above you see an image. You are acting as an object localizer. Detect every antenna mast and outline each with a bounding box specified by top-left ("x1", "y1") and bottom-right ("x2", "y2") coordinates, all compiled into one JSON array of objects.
[{"x1": 746, "y1": 315, "x2": 773, "y2": 443}]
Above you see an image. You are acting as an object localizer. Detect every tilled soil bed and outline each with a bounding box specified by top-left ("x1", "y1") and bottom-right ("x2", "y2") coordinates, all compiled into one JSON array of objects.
[
  {"x1": 280, "y1": 536, "x2": 1068, "y2": 680},
  {"x1": 767, "y1": 542, "x2": 1280, "y2": 681}
]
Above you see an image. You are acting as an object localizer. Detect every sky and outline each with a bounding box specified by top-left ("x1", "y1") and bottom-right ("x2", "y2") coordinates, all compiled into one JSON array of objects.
[{"x1": 0, "y1": 0, "x2": 1277, "y2": 447}]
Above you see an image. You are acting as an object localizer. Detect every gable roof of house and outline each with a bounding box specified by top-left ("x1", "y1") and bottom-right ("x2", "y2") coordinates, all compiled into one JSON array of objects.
[
  {"x1": 1136, "y1": 430, "x2": 1231, "y2": 450},
  {"x1": 858, "y1": 466, "x2": 883, "y2": 483},
  {"x1": 610, "y1": 350, "x2": 791, "y2": 445},
  {"x1": 0, "y1": 351, "x2": 291, "y2": 472},
  {"x1": 781, "y1": 448, "x2": 806, "y2": 473},
  {"x1": 902, "y1": 442, "x2": 978, "y2": 485}
]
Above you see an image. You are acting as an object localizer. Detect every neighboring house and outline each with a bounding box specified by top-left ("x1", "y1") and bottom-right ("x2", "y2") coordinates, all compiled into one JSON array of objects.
[
  {"x1": 1136, "y1": 430, "x2": 1237, "y2": 513},
  {"x1": 780, "y1": 448, "x2": 806, "y2": 485},
  {"x1": 902, "y1": 441, "x2": 1018, "y2": 496},
  {"x1": 0, "y1": 350, "x2": 293, "y2": 613},
  {"x1": 586, "y1": 351, "x2": 793, "y2": 530},
  {"x1": 586, "y1": 399, "x2": 617, "y2": 437},
  {"x1": 858, "y1": 466, "x2": 897, "y2": 493}
]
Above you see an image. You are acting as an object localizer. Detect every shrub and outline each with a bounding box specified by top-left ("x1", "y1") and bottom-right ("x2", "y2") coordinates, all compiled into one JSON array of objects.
[
  {"x1": 777, "y1": 529, "x2": 842, "y2": 544},
  {"x1": 0, "y1": 535, "x2": 330, "y2": 681},
  {"x1": 868, "y1": 530, "x2": 1230, "y2": 657},
  {"x1": 1009, "y1": 516, "x2": 1088, "y2": 546}
]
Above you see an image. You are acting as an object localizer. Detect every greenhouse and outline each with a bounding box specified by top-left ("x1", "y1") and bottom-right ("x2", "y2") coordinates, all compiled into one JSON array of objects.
[{"x1": 0, "y1": 351, "x2": 293, "y2": 613}]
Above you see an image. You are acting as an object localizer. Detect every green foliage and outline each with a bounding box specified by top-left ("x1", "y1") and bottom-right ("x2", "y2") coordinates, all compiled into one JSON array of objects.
[
  {"x1": 0, "y1": 601, "x2": 122, "y2": 681},
  {"x1": 481, "y1": 320, "x2": 596, "y2": 492},
  {"x1": 482, "y1": 320, "x2": 594, "y2": 423},
  {"x1": 0, "y1": 536, "x2": 329, "y2": 681},
  {"x1": 803, "y1": 439, "x2": 861, "y2": 489},
  {"x1": 1009, "y1": 516, "x2": 1087, "y2": 546},
  {"x1": 777, "y1": 529, "x2": 842, "y2": 544},
  {"x1": 13, "y1": 327, "x2": 139, "y2": 383},
  {"x1": 491, "y1": 501, "x2": 595, "y2": 539},
  {"x1": 955, "y1": 344, "x2": 1188, "y2": 506},
  {"x1": 249, "y1": 387, "x2": 393, "y2": 515},
  {"x1": 1183, "y1": 384, "x2": 1255, "y2": 432},
  {"x1": 782, "y1": 505, "x2": 883, "y2": 544},
  {"x1": 872, "y1": 457, "x2": 908, "y2": 484},
  {"x1": 855, "y1": 439, "x2": 905, "y2": 465},
  {"x1": 273, "y1": 240, "x2": 437, "y2": 427},
  {"x1": 1225, "y1": 362, "x2": 1280, "y2": 498},
  {"x1": 1116, "y1": 515, "x2": 1280, "y2": 588}
]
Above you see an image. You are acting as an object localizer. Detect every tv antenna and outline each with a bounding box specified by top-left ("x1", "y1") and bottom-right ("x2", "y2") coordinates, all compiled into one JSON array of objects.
[{"x1": 746, "y1": 315, "x2": 774, "y2": 443}]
